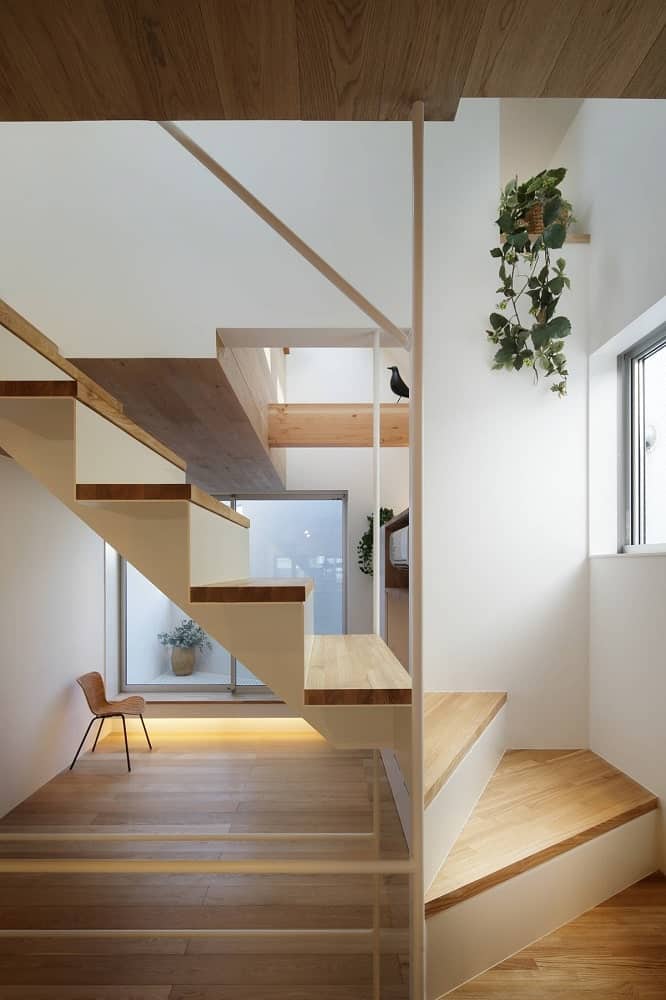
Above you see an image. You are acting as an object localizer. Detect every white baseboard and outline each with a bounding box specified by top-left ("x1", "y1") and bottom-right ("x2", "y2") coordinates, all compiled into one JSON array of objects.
[
  {"x1": 427, "y1": 809, "x2": 659, "y2": 998},
  {"x1": 424, "y1": 704, "x2": 506, "y2": 890}
]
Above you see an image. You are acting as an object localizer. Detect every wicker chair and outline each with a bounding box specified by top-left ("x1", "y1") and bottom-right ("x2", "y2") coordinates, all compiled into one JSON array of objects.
[{"x1": 70, "y1": 671, "x2": 152, "y2": 772}]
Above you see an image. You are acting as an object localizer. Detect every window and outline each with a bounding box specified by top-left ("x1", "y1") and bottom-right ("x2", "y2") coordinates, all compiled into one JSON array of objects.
[
  {"x1": 121, "y1": 492, "x2": 347, "y2": 693},
  {"x1": 622, "y1": 326, "x2": 666, "y2": 546}
]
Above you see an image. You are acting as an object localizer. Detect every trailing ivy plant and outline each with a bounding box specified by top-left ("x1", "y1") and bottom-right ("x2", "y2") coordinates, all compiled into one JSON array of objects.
[
  {"x1": 487, "y1": 168, "x2": 574, "y2": 397},
  {"x1": 357, "y1": 508, "x2": 394, "y2": 576}
]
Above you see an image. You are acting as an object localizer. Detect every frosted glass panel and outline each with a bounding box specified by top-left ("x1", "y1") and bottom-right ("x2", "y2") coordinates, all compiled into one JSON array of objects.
[
  {"x1": 237, "y1": 498, "x2": 344, "y2": 634},
  {"x1": 124, "y1": 562, "x2": 231, "y2": 686}
]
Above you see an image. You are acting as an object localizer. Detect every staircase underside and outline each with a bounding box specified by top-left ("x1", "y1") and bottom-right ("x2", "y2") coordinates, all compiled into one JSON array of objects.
[
  {"x1": 445, "y1": 872, "x2": 666, "y2": 998},
  {"x1": 426, "y1": 749, "x2": 658, "y2": 917}
]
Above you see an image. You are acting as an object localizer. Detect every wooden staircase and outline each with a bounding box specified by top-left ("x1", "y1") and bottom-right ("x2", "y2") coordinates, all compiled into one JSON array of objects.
[
  {"x1": 423, "y1": 698, "x2": 661, "y2": 997},
  {"x1": 0, "y1": 300, "x2": 411, "y2": 751}
]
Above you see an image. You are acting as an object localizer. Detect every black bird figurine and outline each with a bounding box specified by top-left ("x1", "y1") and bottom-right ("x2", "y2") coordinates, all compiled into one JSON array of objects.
[{"x1": 387, "y1": 366, "x2": 410, "y2": 402}]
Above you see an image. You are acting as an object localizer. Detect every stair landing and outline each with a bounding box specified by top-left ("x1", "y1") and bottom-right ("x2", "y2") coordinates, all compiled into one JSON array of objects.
[
  {"x1": 424, "y1": 692, "x2": 506, "y2": 807},
  {"x1": 304, "y1": 634, "x2": 412, "y2": 706},
  {"x1": 425, "y1": 749, "x2": 658, "y2": 917}
]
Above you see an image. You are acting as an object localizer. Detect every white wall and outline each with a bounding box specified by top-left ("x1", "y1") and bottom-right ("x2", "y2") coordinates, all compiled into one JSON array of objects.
[
  {"x1": 0, "y1": 121, "x2": 410, "y2": 357},
  {"x1": 422, "y1": 102, "x2": 589, "y2": 746},
  {"x1": 285, "y1": 346, "x2": 409, "y2": 634},
  {"x1": 0, "y1": 458, "x2": 105, "y2": 817},
  {"x1": 555, "y1": 99, "x2": 666, "y2": 851},
  {"x1": 554, "y1": 100, "x2": 666, "y2": 354},
  {"x1": 590, "y1": 554, "x2": 666, "y2": 863}
]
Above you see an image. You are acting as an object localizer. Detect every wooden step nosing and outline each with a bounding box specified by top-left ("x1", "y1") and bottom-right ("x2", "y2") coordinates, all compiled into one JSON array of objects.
[
  {"x1": 304, "y1": 688, "x2": 412, "y2": 706},
  {"x1": 75, "y1": 484, "x2": 249, "y2": 528},
  {"x1": 0, "y1": 380, "x2": 77, "y2": 396},
  {"x1": 425, "y1": 795, "x2": 659, "y2": 917},
  {"x1": 424, "y1": 692, "x2": 507, "y2": 808},
  {"x1": 190, "y1": 585, "x2": 311, "y2": 604}
]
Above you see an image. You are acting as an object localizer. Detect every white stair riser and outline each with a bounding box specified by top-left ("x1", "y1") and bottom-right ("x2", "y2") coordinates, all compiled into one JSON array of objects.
[
  {"x1": 424, "y1": 705, "x2": 506, "y2": 890},
  {"x1": 427, "y1": 809, "x2": 659, "y2": 998},
  {"x1": 75, "y1": 402, "x2": 185, "y2": 484},
  {"x1": 0, "y1": 324, "x2": 71, "y2": 381}
]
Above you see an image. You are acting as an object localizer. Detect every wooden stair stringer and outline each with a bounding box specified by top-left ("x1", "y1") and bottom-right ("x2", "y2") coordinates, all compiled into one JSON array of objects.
[
  {"x1": 0, "y1": 394, "x2": 306, "y2": 707},
  {"x1": 0, "y1": 313, "x2": 413, "y2": 748}
]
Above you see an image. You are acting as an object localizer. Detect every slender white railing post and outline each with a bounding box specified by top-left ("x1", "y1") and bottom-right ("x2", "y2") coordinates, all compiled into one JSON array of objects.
[
  {"x1": 409, "y1": 100, "x2": 426, "y2": 1000},
  {"x1": 372, "y1": 328, "x2": 382, "y2": 636}
]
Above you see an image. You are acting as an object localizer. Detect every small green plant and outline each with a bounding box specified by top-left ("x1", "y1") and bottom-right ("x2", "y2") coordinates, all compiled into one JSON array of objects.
[
  {"x1": 487, "y1": 167, "x2": 574, "y2": 397},
  {"x1": 357, "y1": 508, "x2": 394, "y2": 576},
  {"x1": 158, "y1": 618, "x2": 212, "y2": 651}
]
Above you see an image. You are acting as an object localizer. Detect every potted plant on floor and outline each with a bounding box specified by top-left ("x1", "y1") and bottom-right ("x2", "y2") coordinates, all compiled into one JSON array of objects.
[
  {"x1": 158, "y1": 618, "x2": 212, "y2": 676},
  {"x1": 486, "y1": 167, "x2": 575, "y2": 397}
]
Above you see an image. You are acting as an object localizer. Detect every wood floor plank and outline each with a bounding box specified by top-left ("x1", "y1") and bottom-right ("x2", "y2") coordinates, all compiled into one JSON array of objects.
[
  {"x1": 0, "y1": 731, "x2": 409, "y2": 994},
  {"x1": 424, "y1": 692, "x2": 506, "y2": 807},
  {"x1": 447, "y1": 873, "x2": 666, "y2": 998},
  {"x1": 426, "y1": 750, "x2": 658, "y2": 915}
]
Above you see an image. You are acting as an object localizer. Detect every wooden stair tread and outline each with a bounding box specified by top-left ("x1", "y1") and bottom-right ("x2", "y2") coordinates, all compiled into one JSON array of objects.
[
  {"x1": 425, "y1": 749, "x2": 658, "y2": 917},
  {"x1": 304, "y1": 634, "x2": 412, "y2": 705},
  {"x1": 445, "y1": 873, "x2": 666, "y2": 997},
  {"x1": 0, "y1": 376, "x2": 185, "y2": 472},
  {"x1": 191, "y1": 577, "x2": 314, "y2": 603},
  {"x1": 75, "y1": 483, "x2": 249, "y2": 528},
  {"x1": 424, "y1": 692, "x2": 507, "y2": 807}
]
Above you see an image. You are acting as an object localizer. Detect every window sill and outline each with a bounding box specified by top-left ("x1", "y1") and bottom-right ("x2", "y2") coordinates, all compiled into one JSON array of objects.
[{"x1": 590, "y1": 547, "x2": 666, "y2": 560}]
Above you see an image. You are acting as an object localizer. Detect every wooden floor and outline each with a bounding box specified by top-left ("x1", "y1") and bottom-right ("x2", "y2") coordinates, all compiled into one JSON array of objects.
[
  {"x1": 447, "y1": 873, "x2": 666, "y2": 998},
  {"x1": 426, "y1": 749, "x2": 658, "y2": 916},
  {"x1": 424, "y1": 693, "x2": 506, "y2": 808},
  {"x1": 0, "y1": 726, "x2": 409, "y2": 998},
  {"x1": 305, "y1": 635, "x2": 412, "y2": 706}
]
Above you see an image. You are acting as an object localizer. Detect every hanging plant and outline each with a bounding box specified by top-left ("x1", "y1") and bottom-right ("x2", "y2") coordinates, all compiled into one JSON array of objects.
[
  {"x1": 357, "y1": 508, "x2": 394, "y2": 576},
  {"x1": 487, "y1": 167, "x2": 574, "y2": 397}
]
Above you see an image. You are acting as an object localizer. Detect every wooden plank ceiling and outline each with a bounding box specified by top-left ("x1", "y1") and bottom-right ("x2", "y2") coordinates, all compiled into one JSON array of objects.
[{"x1": 1, "y1": 1, "x2": 665, "y2": 122}]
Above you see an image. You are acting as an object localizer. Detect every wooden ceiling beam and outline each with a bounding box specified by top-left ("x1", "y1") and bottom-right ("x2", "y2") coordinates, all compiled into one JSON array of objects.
[{"x1": 267, "y1": 403, "x2": 408, "y2": 448}]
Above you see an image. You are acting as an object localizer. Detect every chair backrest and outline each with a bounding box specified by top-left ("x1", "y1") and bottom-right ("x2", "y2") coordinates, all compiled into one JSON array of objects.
[{"x1": 76, "y1": 671, "x2": 107, "y2": 714}]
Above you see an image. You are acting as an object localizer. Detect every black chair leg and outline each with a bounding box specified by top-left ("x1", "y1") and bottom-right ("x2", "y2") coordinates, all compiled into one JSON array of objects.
[
  {"x1": 121, "y1": 715, "x2": 131, "y2": 772},
  {"x1": 69, "y1": 717, "x2": 96, "y2": 771},
  {"x1": 139, "y1": 714, "x2": 152, "y2": 751},
  {"x1": 91, "y1": 717, "x2": 105, "y2": 752}
]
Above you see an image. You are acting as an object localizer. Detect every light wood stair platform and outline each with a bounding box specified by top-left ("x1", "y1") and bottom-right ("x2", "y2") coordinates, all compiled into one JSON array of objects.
[
  {"x1": 304, "y1": 635, "x2": 412, "y2": 706},
  {"x1": 426, "y1": 749, "x2": 658, "y2": 917},
  {"x1": 424, "y1": 692, "x2": 507, "y2": 808},
  {"x1": 445, "y1": 872, "x2": 666, "y2": 999}
]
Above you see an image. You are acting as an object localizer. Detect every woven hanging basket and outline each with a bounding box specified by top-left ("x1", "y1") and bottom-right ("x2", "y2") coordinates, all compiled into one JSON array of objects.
[{"x1": 523, "y1": 202, "x2": 544, "y2": 234}]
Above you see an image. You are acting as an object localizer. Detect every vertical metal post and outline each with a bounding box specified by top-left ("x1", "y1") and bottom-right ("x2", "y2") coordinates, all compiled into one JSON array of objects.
[
  {"x1": 409, "y1": 100, "x2": 426, "y2": 1000},
  {"x1": 372, "y1": 329, "x2": 382, "y2": 635}
]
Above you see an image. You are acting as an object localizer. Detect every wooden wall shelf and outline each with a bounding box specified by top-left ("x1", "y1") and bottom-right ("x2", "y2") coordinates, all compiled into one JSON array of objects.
[{"x1": 500, "y1": 232, "x2": 590, "y2": 245}]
